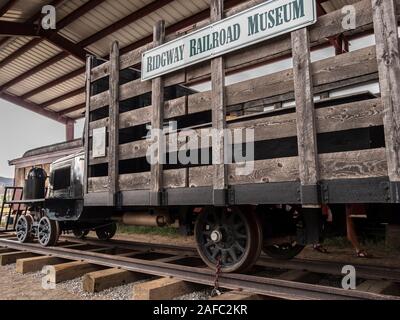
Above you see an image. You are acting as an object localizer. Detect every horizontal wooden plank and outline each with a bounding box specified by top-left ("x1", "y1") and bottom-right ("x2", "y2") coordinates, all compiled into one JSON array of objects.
[
  {"x1": 90, "y1": 0, "x2": 377, "y2": 85},
  {"x1": 90, "y1": 73, "x2": 186, "y2": 112},
  {"x1": 119, "y1": 169, "x2": 186, "y2": 190},
  {"x1": 186, "y1": 0, "x2": 377, "y2": 83},
  {"x1": 188, "y1": 148, "x2": 387, "y2": 187},
  {"x1": 89, "y1": 45, "x2": 377, "y2": 120},
  {"x1": 319, "y1": 148, "x2": 387, "y2": 180},
  {"x1": 88, "y1": 148, "x2": 387, "y2": 192},
  {"x1": 117, "y1": 98, "x2": 383, "y2": 160},
  {"x1": 88, "y1": 176, "x2": 108, "y2": 192}
]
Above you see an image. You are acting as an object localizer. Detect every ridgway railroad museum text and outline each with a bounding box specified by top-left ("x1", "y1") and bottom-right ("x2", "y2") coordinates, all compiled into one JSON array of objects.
[{"x1": 142, "y1": 0, "x2": 316, "y2": 80}]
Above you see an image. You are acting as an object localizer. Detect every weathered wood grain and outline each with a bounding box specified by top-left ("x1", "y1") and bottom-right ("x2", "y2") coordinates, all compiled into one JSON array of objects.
[
  {"x1": 211, "y1": 0, "x2": 227, "y2": 192},
  {"x1": 117, "y1": 98, "x2": 383, "y2": 161},
  {"x1": 88, "y1": 176, "x2": 108, "y2": 192},
  {"x1": 319, "y1": 148, "x2": 387, "y2": 180},
  {"x1": 84, "y1": 55, "x2": 93, "y2": 194},
  {"x1": 90, "y1": 0, "x2": 380, "y2": 85},
  {"x1": 150, "y1": 20, "x2": 165, "y2": 195},
  {"x1": 372, "y1": 0, "x2": 400, "y2": 182},
  {"x1": 108, "y1": 41, "x2": 120, "y2": 205},
  {"x1": 292, "y1": 28, "x2": 319, "y2": 190}
]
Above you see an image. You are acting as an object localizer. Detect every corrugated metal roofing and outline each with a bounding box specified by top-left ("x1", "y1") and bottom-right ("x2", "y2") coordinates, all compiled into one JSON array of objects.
[{"x1": 0, "y1": 0, "x2": 359, "y2": 123}]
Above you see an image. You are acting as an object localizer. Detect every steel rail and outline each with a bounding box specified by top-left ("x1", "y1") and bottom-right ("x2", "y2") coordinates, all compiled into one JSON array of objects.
[
  {"x1": 62, "y1": 236, "x2": 400, "y2": 283},
  {"x1": 0, "y1": 238, "x2": 398, "y2": 300}
]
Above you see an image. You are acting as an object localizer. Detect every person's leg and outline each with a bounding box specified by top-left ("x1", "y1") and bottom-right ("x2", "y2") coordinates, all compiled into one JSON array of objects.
[
  {"x1": 312, "y1": 205, "x2": 330, "y2": 253},
  {"x1": 346, "y1": 206, "x2": 361, "y2": 252},
  {"x1": 346, "y1": 204, "x2": 369, "y2": 257}
]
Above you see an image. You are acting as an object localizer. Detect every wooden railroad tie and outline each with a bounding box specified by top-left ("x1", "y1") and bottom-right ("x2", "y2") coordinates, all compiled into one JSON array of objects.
[
  {"x1": 0, "y1": 234, "x2": 15, "y2": 239},
  {"x1": 276, "y1": 270, "x2": 323, "y2": 283},
  {"x1": 0, "y1": 248, "x2": 17, "y2": 254},
  {"x1": 132, "y1": 277, "x2": 203, "y2": 300},
  {"x1": 16, "y1": 256, "x2": 69, "y2": 274},
  {"x1": 41, "y1": 261, "x2": 107, "y2": 284},
  {"x1": 0, "y1": 251, "x2": 37, "y2": 266},
  {"x1": 357, "y1": 280, "x2": 400, "y2": 296},
  {"x1": 83, "y1": 268, "x2": 152, "y2": 293}
]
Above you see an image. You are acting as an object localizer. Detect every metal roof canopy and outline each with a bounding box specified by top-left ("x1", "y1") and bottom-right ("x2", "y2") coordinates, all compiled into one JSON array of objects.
[{"x1": 0, "y1": 0, "x2": 357, "y2": 130}]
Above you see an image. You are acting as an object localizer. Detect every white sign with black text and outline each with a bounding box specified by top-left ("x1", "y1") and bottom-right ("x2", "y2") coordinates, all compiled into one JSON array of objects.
[{"x1": 141, "y1": 0, "x2": 317, "y2": 81}]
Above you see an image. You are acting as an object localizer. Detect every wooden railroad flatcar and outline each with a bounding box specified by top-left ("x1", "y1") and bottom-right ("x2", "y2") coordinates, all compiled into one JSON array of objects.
[{"x1": 13, "y1": 0, "x2": 400, "y2": 273}]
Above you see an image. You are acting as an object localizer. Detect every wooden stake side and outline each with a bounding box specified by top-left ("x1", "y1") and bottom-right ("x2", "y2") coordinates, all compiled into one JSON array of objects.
[
  {"x1": 211, "y1": 0, "x2": 227, "y2": 199},
  {"x1": 291, "y1": 28, "x2": 320, "y2": 204},
  {"x1": 84, "y1": 55, "x2": 94, "y2": 194},
  {"x1": 109, "y1": 41, "x2": 120, "y2": 205},
  {"x1": 371, "y1": 0, "x2": 400, "y2": 182},
  {"x1": 150, "y1": 20, "x2": 166, "y2": 204}
]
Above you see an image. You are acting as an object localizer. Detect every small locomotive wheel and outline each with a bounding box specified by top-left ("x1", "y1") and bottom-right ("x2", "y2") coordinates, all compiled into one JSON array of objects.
[
  {"x1": 263, "y1": 243, "x2": 305, "y2": 260},
  {"x1": 95, "y1": 222, "x2": 117, "y2": 241},
  {"x1": 16, "y1": 214, "x2": 33, "y2": 243},
  {"x1": 73, "y1": 229, "x2": 90, "y2": 239},
  {"x1": 195, "y1": 207, "x2": 262, "y2": 273},
  {"x1": 37, "y1": 216, "x2": 60, "y2": 247},
  {"x1": 262, "y1": 205, "x2": 305, "y2": 260}
]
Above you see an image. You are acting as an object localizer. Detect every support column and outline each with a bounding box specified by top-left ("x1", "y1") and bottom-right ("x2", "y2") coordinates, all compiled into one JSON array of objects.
[
  {"x1": 65, "y1": 119, "x2": 74, "y2": 141},
  {"x1": 291, "y1": 28, "x2": 320, "y2": 205},
  {"x1": 371, "y1": 0, "x2": 400, "y2": 201},
  {"x1": 108, "y1": 41, "x2": 120, "y2": 206},
  {"x1": 211, "y1": 0, "x2": 227, "y2": 206},
  {"x1": 83, "y1": 55, "x2": 94, "y2": 195},
  {"x1": 150, "y1": 20, "x2": 165, "y2": 206}
]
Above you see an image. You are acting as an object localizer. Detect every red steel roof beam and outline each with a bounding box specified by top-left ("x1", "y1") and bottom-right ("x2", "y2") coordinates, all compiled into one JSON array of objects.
[
  {"x1": 22, "y1": 0, "x2": 245, "y2": 103},
  {"x1": 0, "y1": 0, "x2": 18, "y2": 17}
]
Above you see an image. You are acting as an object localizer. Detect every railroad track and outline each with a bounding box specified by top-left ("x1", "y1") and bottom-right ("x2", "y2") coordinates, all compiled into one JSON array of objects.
[{"x1": 0, "y1": 233, "x2": 399, "y2": 300}]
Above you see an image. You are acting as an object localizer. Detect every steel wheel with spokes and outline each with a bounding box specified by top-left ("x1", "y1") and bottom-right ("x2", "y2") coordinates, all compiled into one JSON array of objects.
[
  {"x1": 195, "y1": 206, "x2": 262, "y2": 273},
  {"x1": 73, "y1": 229, "x2": 89, "y2": 239},
  {"x1": 263, "y1": 243, "x2": 305, "y2": 260},
  {"x1": 38, "y1": 216, "x2": 60, "y2": 247},
  {"x1": 16, "y1": 214, "x2": 33, "y2": 243},
  {"x1": 95, "y1": 222, "x2": 117, "y2": 241},
  {"x1": 262, "y1": 205, "x2": 305, "y2": 260}
]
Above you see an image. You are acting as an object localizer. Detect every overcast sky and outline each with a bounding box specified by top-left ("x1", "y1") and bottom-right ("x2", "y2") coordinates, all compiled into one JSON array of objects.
[
  {"x1": 0, "y1": 100, "x2": 84, "y2": 178},
  {"x1": 0, "y1": 35, "x2": 376, "y2": 179}
]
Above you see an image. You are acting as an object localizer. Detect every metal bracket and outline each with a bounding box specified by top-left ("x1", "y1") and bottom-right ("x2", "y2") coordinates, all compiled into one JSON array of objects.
[
  {"x1": 390, "y1": 181, "x2": 400, "y2": 203},
  {"x1": 227, "y1": 187, "x2": 235, "y2": 205},
  {"x1": 115, "y1": 191, "x2": 123, "y2": 208},
  {"x1": 213, "y1": 189, "x2": 227, "y2": 206},
  {"x1": 300, "y1": 184, "x2": 322, "y2": 205},
  {"x1": 149, "y1": 190, "x2": 167, "y2": 206},
  {"x1": 322, "y1": 184, "x2": 329, "y2": 203}
]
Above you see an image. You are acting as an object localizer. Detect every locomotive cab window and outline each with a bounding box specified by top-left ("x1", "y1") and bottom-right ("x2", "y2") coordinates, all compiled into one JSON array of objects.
[{"x1": 52, "y1": 167, "x2": 71, "y2": 191}]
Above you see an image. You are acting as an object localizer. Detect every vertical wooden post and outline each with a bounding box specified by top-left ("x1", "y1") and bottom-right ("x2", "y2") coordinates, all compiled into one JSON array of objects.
[
  {"x1": 211, "y1": 0, "x2": 227, "y2": 205},
  {"x1": 371, "y1": 0, "x2": 400, "y2": 196},
  {"x1": 150, "y1": 20, "x2": 165, "y2": 206},
  {"x1": 108, "y1": 41, "x2": 120, "y2": 206},
  {"x1": 291, "y1": 28, "x2": 320, "y2": 205},
  {"x1": 65, "y1": 119, "x2": 74, "y2": 141},
  {"x1": 83, "y1": 55, "x2": 94, "y2": 195}
]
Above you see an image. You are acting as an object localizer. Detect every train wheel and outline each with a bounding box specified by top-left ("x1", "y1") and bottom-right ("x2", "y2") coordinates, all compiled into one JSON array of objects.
[
  {"x1": 194, "y1": 206, "x2": 262, "y2": 273},
  {"x1": 261, "y1": 205, "x2": 305, "y2": 260},
  {"x1": 16, "y1": 214, "x2": 33, "y2": 243},
  {"x1": 96, "y1": 223, "x2": 117, "y2": 241},
  {"x1": 73, "y1": 229, "x2": 89, "y2": 239},
  {"x1": 38, "y1": 216, "x2": 60, "y2": 247},
  {"x1": 263, "y1": 243, "x2": 305, "y2": 260}
]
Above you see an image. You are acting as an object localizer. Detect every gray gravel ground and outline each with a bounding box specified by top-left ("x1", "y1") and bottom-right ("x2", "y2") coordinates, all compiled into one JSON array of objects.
[
  {"x1": 1, "y1": 264, "x2": 212, "y2": 300},
  {"x1": 57, "y1": 277, "x2": 135, "y2": 300},
  {"x1": 174, "y1": 288, "x2": 212, "y2": 300}
]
